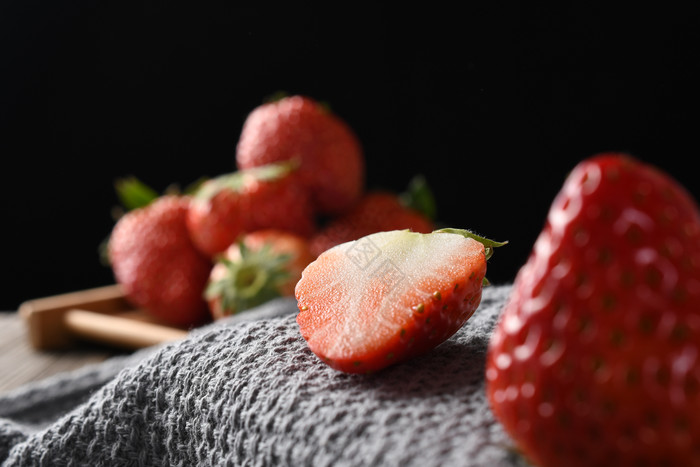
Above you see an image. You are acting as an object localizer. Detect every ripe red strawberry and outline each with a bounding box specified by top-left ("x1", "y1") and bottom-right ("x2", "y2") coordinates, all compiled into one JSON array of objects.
[
  {"x1": 309, "y1": 177, "x2": 436, "y2": 257},
  {"x1": 235, "y1": 95, "x2": 364, "y2": 215},
  {"x1": 205, "y1": 229, "x2": 316, "y2": 319},
  {"x1": 108, "y1": 195, "x2": 213, "y2": 328},
  {"x1": 296, "y1": 228, "x2": 505, "y2": 374},
  {"x1": 186, "y1": 161, "x2": 315, "y2": 258},
  {"x1": 485, "y1": 153, "x2": 700, "y2": 467}
]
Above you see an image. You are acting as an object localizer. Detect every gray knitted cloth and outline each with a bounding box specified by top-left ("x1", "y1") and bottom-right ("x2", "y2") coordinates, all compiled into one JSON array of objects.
[{"x1": 0, "y1": 284, "x2": 527, "y2": 467}]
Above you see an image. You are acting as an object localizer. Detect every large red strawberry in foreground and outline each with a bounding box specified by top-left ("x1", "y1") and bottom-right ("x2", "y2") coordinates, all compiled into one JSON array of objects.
[
  {"x1": 486, "y1": 153, "x2": 700, "y2": 466},
  {"x1": 236, "y1": 95, "x2": 364, "y2": 215},
  {"x1": 108, "y1": 195, "x2": 213, "y2": 328}
]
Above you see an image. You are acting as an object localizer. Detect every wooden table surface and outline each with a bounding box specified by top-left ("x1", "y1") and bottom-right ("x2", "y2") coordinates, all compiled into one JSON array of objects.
[{"x1": 0, "y1": 311, "x2": 123, "y2": 396}]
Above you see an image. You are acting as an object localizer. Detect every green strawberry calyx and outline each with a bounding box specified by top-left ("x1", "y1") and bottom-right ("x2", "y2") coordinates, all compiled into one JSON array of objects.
[
  {"x1": 399, "y1": 174, "x2": 438, "y2": 221},
  {"x1": 204, "y1": 241, "x2": 293, "y2": 316},
  {"x1": 247, "y1": 158, "x2": 301, "y2": 182},
  {"x1": 434, "y1": 228, "x2": 508, "y2": 259},
  {"x1": 194, "y1": 160, "x2": 300, "y2": 202},
  {"x1": 114, "y1": 176, "x2": 160, "y2": 211},
  {"x1": 433, "y1": 228, "x2": 508, "y2": 285},
  {"x1": 100, "y1": 177, "x2": 162, "y2": 267},
  {"x1": 113, "y1": 175, "x2": 205, "y2": 212},
  {"x1": 263, "y1": 90, "x2": 290, "y2": 104}
]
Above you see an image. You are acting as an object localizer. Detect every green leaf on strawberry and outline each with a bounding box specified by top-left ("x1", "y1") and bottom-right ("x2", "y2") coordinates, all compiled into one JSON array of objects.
[
  {"x1": 399, "y1": 174, "x2": 438, "y2": 221},
  {"x1": 435, "y1": 227, "x2": 509, "y2": 259},
  {"x1": 205, "y1": 230, "x2": 315, "y2": 319},
  {"x1": 193, "y1": 160, "x2": 299, "y2": 202},
  {"x1": 187, "y1": 161, "x2": 315, "y2": 259},
  {"x1": 205, "y1": 241, "x2": 292, "y2": 315},
  {"x1": 114, "y1": 176, "x2": 160, "y2": 211}
]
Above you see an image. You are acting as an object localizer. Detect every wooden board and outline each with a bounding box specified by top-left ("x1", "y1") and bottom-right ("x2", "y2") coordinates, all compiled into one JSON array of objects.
[
  {"x1": 0, "y1": 312, "x2": 117, "y2": 395},
  {"x1": 19, "y1": 284, "x2": 189, "y2": 351}
]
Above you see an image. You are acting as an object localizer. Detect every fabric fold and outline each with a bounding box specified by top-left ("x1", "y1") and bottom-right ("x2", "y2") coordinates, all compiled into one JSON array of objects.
[{"x1": 1, "y1": 286, "x2": 524, "y2": 467}]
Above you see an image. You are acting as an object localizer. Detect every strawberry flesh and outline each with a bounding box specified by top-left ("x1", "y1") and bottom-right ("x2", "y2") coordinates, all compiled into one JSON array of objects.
[{"x1": 296, "y1": 229, "x2": 490, "y2": 374}]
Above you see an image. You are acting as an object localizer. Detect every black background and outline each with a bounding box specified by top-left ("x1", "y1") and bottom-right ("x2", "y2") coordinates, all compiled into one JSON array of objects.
[{"x1": 1, "y1": 3, "x2": 699, "y2": 310}]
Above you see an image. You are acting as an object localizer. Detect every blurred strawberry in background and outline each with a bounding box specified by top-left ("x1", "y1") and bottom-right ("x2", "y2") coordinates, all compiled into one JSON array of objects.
[
  {"x1": 205, "y1": 229, "x2": 315, "y2": 320},
  {"x1": 186, "y1": 161, "x2": 315, "y2": 259},
  {"x1": 236, "y1": 94, "x2": 365, "y2": 215},
  {"x1": 102, "y1": 94, "x2": 437, "y2": 328}
]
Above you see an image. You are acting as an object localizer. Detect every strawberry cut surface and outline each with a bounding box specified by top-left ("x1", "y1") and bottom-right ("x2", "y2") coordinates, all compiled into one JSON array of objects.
[{"x1": 295, "y1": 229, "x2": 493, "y2": 374}]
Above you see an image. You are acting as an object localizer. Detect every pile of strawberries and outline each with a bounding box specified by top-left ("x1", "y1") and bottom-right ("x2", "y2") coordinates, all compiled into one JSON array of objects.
[
  {"x1": 106, "y1": 94, "x2": 434, "y2": 328},
  {"x1": 106, "y1": 93, "x2": 700, "y2": 465},
  {"x1": 292, "y1": 152, "x2": 700, "y2": 466}
]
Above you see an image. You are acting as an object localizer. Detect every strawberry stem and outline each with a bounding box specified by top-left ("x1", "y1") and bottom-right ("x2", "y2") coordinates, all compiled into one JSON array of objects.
[
  {"x1": 114, "y1": 176, "x2": 159, "y2": 211},
  {"x1": 247, "y1": 159, "x2": 301, "y2": 182},
  {"x1": 399, "y1": 175, "x2": 437, "y2": 221},
  {"x1": 183, "y1": 176, "x2": 209, "y2": 195},
  {"x1": 433, "y1": 228, "x2": 508, "y2": 260},
  {"x1": 263, "y1": 90, "x2": 290, "y2": 103},
  {"x1": 194, "y1": 160, "x2": 300, "y2": 202}
]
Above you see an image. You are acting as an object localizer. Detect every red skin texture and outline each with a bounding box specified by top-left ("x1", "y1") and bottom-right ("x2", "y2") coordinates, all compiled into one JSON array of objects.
[
  {"x1": 187, "y1": 171, "x2": 315, "y2": 259},
  {"x1": 240, "y1": 171, "x2": 316, "y2": 239},
  {"x1": 186, "y1": 188, "x2": 245, "y2": 260},
  {"x1": 485, "y1": 153, "x2": 700, "y2": 467},
  {"x1": 108, "y1": 196, "x2": 213, "y2": 328},
  {"x1": 236, "y1": 95, "x2": 365, "y2": 215},
  {"x1": 207, "y1": 229, "x2": 316, "y2": 320},
  {"x1": 309, "y1": 192, "x2": 434, "y2": 257}
]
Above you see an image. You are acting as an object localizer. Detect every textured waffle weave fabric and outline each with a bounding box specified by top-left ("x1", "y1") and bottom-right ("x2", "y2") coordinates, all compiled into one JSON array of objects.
[{"x1": 0, "y1": 284, "x2": 527, "y2": 467}]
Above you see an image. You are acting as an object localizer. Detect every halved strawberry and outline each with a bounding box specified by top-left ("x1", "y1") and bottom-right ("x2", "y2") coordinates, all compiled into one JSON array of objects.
[
  {"x1": 205, "y1": 229, "x2": 315, "y2": 319},
  {"x1": 295, "y1": 228, "x2": 506, "y2": 373}
]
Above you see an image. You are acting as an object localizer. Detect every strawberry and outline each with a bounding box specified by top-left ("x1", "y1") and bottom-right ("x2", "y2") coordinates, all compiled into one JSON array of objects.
[
  {"x1": 235, "y1": 94, "x2": 365, "y2": 215},
  {"x1": 107, "y1": 195, "x2": 213, "y2": 328},
  {"x1": 309, "y1": 176, "x2": 436, "y2": 257},
  {"x1": 205, "y1": 229, "x2": 315, "y2": 319},
  {"x1": 186, "y1": 161, "x2": 315, "y2": 258},
  {"x1": 485, "y1": 153, "x2": 700, "y2": 466},
  {"x1": 295, "y1": 228, "x2": 505, "y2": 374}
]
